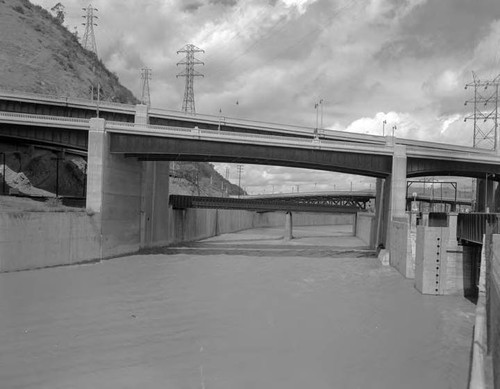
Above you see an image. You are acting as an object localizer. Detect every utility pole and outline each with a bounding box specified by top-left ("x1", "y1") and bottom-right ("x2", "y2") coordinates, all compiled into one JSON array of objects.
[
  {"x1": 236, "y1": 164, "x2": 244, "y2": 198},
  {"x1": 465, "y1": 72, "x2": 500, "y2": 150},
  {"x1": 140, "y1": 68, "x2": 152, "y2": 106},
  {"x1": 176, "y1": 44, "x2": 204, "y2": 114},
  {"x1": 82, "y1": 4, "x2": 98, "y2": 56}
]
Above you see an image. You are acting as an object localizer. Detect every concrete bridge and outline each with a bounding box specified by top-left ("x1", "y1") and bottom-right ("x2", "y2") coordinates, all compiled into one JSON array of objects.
[
  {"x1": 1, "y1": 90, "x2": 500, "y2": 256},
  {"x1": 1, "y1": 91, "x2": 500, "y2": 386}
]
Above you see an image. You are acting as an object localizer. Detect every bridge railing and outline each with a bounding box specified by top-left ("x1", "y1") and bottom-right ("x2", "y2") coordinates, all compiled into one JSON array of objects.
[
  {"x1": 0, "y1": 111, "x2": 89, "y2": 128},
  {"x1": 457, "y1": 213, "x2": 500, "y2": 244},
  {"x1": 0, "y1": 88, "x2": 136, "y2": 112}
]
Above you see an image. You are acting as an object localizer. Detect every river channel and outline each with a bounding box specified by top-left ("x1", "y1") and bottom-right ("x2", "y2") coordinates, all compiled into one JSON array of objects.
[{"x1": 0, "y1": 225, "x2": 475, "y2": 389}]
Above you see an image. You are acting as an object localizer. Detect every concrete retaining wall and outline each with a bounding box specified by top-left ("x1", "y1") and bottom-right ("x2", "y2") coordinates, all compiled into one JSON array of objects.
[
  {"x1": 167, "y1": 208, "x2": 257, "y2": 244},
  {"x1": 355, "y1": 213, "x2": 375, "y2": 247},
  {"x1": 0, "y1": 208, "x2": 355, "y2": 272},
  {"x1": 390, "y1": 216, "x2": 413, "y2": 278},
  {"x1": 490, "y1": 235, "x2": 500, "y2": 388},
  {"x1": 167, "y1": 209, "x2": 355, "y2": 245},
  {"x1": 0, "y1": 211, "x2": 101, "y2": 272}
]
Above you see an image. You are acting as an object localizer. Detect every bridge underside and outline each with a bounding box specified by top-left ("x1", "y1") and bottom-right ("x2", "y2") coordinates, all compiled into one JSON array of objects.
[
  {"x1": 407, "y1": 157, "x2": 500, "y2": 179},
  {"x1": 0, "y1": 123, "x2": 87, "y2": 150},
  {"x1": 110, "y1": 133, "x2": 393, "y2": 178}
]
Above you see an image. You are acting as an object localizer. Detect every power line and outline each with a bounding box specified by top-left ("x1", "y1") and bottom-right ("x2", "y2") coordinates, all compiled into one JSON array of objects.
[
  {"x1": 82, "y1": 4, "x2": 98, "y2": 56},
  {"x1": 177, "y1": 44, "x2": 204, "y2": 114}
]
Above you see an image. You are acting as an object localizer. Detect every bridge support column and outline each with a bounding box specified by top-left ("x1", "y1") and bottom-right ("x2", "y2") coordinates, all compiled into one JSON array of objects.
[
  {"x1": 86, "y1": 117, "x2": 170, "y2": 259},
  {"x1": 374, "y1": 178, "x2": 387, "y2": 249},
  {"x1": 390, "y1": 145, "x2": 407, "y2": 219},
  {"x1": 284, "y1": 211, "x2": 293, "y2": 240},
  {"x1": 388, "y1": 145, "x2": 413, "y2": 277},
  {"x1": 476, "y1": 178, "x2": 498, "y2": 212},
  {"x1": 140, "y1": 161, "x2": 170, "y2": 248}
]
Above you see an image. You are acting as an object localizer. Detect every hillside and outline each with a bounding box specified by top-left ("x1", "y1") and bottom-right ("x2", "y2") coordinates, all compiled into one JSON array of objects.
[
  {"x1": 0, "y1": 0, "x2": 137, "y2": 102},
  {"x1": 0, "y1": 0, "x2": 243, "y2": 203}
]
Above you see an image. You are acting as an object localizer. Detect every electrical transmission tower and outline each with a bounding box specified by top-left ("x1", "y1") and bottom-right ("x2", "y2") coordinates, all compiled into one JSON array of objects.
[
  {"x1": 82, "y1": 4, "x2": 98, "y2": 55},
  {"x1": 465, "y1": 71, "x2": 500, "y2": 150},
  {"x1": 176, "y1": 44, "x2": 204, "y2": 114},
  {"x1": 140, "y1": 68, "x2": 152, "y2": 106},
  {"x1": 236, "y1": 164, "x2": 244, "y2": 198}
]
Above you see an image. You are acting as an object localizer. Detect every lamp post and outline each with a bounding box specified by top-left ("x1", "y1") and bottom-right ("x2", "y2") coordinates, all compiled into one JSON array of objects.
[
  {"x1": 392, "y1": 125, "x2": 397, "y2": 137},
  {"x1": 382, "y1": 120, "x2": 387, "y2": 136},
  {"x1": 314, "y1": 99, "x2": 324, "y2": 138}
]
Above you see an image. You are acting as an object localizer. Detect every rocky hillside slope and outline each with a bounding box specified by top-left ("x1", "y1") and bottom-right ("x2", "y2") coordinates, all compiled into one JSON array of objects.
[{"x1": 0, "y1": 0, "x2": 242, "y2": 201}]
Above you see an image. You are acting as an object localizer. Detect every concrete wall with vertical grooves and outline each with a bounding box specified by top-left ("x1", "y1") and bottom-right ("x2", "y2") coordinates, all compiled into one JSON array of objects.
[
  {"x1": 0, "y1": 208, "x2": 357, "y2": 272},
  {"x1": 0, "y1": 211, "x2": 101, "y2": 272},
  {"x1": 355, "y1": 213, "x2": 375, "y2": 247},
  {"x1": 166, "y1": 209, "x2": 355, "y2": 245},
  {"x1": 390, "y1": 217, "x2": 412, "y2": 277},
  {"x1": 490, "y1": 235, "x2": 500, "y2": 387}
]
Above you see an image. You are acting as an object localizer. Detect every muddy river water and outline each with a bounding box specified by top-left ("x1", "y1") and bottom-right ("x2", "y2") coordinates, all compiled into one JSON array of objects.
[{"x1": 0, "y1": 226, "x2": 475, "y2": 389}]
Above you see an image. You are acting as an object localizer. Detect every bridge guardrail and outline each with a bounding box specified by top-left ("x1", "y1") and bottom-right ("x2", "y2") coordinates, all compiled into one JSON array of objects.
[
  {"x1": 1, "y1": 108, "x2": 498, "y2": 165},
  {"x1": 106, "y1": 121, "x2": 395, "y2": 155},
  {"x1": 0, "y1": 88, "x2": 136, "y2": 112},
  {"x1": 1, "y1": 89, "x2": 498, "y2": 157},
  {"x1": 0, "y1": 111, "x2": 89, "y2": 128}
]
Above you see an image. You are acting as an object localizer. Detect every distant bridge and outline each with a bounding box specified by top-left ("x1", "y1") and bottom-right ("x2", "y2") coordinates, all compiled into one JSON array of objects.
[{"x1": 169, "y1": 195, "x2": 363, "y2": 213}]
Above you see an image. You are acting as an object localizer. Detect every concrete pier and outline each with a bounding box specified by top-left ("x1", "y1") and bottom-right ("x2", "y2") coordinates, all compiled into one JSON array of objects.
[
  {"x1": 86, "y1": 110, "x2": 170, "y2": 258},
  {"x1": 284, "y1": 211, "x2": 293, "y2": 240}
]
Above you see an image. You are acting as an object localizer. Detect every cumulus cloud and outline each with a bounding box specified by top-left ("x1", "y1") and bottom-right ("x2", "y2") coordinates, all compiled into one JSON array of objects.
[{"x1": 30, "y1": 0, "x2": 500, "y2": 192}]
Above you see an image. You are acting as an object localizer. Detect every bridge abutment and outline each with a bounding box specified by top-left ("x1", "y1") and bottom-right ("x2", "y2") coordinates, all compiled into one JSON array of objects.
[{"x1": 86, "y1": 117, "x2": 170, "y2": 258}]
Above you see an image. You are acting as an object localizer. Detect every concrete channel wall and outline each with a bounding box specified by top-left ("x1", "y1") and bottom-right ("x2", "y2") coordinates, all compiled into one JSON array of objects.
[
  {"x1": 389, "y1": 216, "x2": 414, "y2": 278},
  {"x1": 0, "y1": 211, "x2": 101, "y2": 272},
  {"x1": 167, "y1": 209, "x2": 356, "y2": 244},
  {"x1": 0, "y1": 209, "x2": 358, "y2": 272},
  {"x1": 355, "y1": 213, "x2": 375, "y2": 246},
  {"x1": 489, "y1": 235, "x2": 500, "y2": 388}
]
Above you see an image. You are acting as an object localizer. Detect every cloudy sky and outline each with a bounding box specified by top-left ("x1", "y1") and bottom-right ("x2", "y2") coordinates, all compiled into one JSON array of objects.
[{"x1": 32, "y1": 0, "x2": 500, "y2": 194}]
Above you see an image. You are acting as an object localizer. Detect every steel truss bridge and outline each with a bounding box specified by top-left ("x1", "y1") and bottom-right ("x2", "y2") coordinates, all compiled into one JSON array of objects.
[{"x1": 169, "y1": 195, "x2": 363, "y2": 213}]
